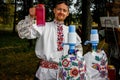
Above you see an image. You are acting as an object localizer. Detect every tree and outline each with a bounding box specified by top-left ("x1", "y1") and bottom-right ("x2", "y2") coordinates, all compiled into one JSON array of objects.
[
  {"x1": 92, "y1": 0, "x2": 107, "y2": 24},
  {"x1": 82, "y1": 0, "x2": 92, "y2": 44},
  {"x1": 13, "y1": 0, "x2": 17, "y2": 33},
  {"x1": 0, "y1": 1, "x2": 5, "y2": 23}
]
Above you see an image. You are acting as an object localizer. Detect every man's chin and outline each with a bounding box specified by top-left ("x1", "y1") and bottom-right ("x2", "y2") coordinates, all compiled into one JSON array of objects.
[{"x1": 57, "y1": 19, "x2": 64, "y2": 22}]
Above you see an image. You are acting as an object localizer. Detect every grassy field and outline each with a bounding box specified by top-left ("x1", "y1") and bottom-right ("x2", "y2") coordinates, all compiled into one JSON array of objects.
[{"x1": 0, "y1": 30, "x2": 39, "y2": 80}]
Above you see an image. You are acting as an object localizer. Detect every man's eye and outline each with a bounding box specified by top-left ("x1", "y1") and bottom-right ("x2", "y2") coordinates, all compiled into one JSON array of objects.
[
  {"x1": 63, "y1": 9, "x2": 67, "y2": 12},
  {"x1": 57, "y1": 8, "x2": 67, "y2": 12}
]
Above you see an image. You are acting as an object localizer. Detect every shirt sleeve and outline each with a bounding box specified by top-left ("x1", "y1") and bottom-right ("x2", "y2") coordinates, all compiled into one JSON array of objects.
[{"x1": 16, "y1": 16, "x2": 39, "y2": 39}]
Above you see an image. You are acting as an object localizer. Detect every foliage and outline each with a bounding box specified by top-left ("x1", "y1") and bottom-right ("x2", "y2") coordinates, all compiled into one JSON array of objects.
[
  {"x1": 74, "y1": 0, "x2": 82, "y2": 14},
  {"x1": 0, "y1": 0, "x2": 14, "y2": 27},
  {"x1": 92, "y1": 0, "x2": 108, "y2": 23}
]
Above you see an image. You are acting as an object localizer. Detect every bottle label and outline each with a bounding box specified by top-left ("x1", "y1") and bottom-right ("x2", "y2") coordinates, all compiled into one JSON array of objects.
[
  {"x1": 90, "y1": 34, "x2": 99, "y2": 43},
  {"x1": 68, "y1": 33, "x2": 76, "y2": 43}
]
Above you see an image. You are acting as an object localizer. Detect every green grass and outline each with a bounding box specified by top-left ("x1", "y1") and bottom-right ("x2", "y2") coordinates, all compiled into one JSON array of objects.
[{"x1": 0, "y1": 30, "x2": 39, "y2": 80}]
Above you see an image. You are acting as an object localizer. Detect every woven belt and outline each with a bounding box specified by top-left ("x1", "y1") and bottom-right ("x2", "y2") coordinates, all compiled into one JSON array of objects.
[{"x1": 40, "y1": 60, "x2": 58, "y2": 69}]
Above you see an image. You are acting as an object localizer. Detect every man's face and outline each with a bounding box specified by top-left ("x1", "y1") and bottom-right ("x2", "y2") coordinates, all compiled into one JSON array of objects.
[{"x1": 53, "y1": 3, "x2": 69, "y2": 22}]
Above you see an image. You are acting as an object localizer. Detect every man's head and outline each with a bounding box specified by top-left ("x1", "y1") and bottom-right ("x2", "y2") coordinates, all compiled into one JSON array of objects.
[{"x1": 53, "y1": 1, "x2": 69, "y2": 22}]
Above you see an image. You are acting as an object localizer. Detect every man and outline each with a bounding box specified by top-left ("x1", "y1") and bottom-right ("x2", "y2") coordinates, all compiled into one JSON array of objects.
[{"x1": 16, "y1": 1, "x2": 82, "y2": 80}]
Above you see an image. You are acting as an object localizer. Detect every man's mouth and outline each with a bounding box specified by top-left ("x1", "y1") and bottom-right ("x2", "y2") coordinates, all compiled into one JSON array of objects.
[{"x1": 58, "y1": 13, "x2": 63, "y2": 16}]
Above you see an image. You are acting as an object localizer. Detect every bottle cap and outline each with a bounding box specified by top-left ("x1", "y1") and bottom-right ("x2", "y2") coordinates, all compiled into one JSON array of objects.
[{"x1": 69, "y1": 25, "x2": 75, "y2": 32}]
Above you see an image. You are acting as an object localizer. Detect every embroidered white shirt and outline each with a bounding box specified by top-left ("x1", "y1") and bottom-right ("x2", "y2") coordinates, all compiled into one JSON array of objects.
[{"x1": 84, "y1": 50, "x2": 108, "y2": 80}]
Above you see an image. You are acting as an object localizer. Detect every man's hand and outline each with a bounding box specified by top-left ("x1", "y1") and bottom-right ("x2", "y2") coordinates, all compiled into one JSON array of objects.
[{"x1": 29, "y1": 7, "x2": 36, "y2": 19}]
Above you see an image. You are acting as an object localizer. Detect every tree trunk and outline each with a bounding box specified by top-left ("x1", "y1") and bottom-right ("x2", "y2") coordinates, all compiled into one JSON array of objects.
[
  {"x1": 81, "y1": 0, "x2": 92, "y2": 44},
  {"x1": 13, "y1": 0, "x2": 17, "y2": 33}
]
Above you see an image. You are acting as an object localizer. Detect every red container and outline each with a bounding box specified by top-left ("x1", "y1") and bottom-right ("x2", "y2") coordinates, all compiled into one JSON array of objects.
[
  {"x1": 36, "y1": 4, "x2": 45, "y2": 26},
  {"x1": 108, "y1": 65, "x2": 116, "y2": 80}
]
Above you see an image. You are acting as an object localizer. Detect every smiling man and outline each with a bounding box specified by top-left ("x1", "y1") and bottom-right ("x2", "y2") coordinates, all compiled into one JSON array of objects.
[{"x1": 16, "y1": 1, "x2": 82, "y2": 80}]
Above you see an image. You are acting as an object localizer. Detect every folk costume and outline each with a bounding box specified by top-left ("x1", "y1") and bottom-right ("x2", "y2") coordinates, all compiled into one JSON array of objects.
[{"x1": 16, "y1": 15, "x2": 82, "y2": 80}]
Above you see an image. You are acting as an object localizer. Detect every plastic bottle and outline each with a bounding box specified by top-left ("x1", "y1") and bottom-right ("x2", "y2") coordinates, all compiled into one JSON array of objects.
[
  {"x1": 90, "y1": 29, "x2": 99, "y2": 51},
  {"x1": 68, "y1": 25, "x2": 76, "y2": 54}
]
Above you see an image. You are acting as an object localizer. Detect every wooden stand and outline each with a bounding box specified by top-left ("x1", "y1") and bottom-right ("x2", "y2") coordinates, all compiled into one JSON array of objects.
[{"x1": 108, "y1": 65, "x2": 116, "y2": 80}]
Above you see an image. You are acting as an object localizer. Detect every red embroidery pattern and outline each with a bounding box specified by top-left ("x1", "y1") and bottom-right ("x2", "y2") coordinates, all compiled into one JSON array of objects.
[
  {"x1": 57, "y1": 25, "x2": 64, "y2": 51},
  {"x1": 40, "y1": 60, "x2": 58, "y2": 69}
]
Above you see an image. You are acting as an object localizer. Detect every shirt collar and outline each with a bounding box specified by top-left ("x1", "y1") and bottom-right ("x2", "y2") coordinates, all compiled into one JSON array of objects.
[{"x1": 53, "y1": 19, "x2": 64, "y2": 26}]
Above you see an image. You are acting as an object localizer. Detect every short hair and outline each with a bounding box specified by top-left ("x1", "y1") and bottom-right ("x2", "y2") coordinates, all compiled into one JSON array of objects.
[{"x1": 54, "y1": 1, "x2": 69, "y2": 9}]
